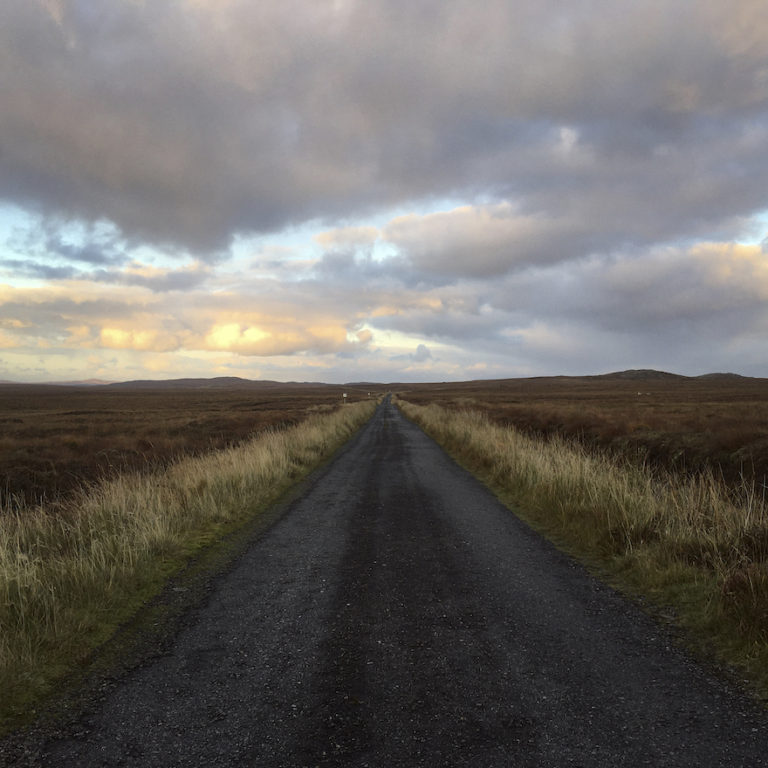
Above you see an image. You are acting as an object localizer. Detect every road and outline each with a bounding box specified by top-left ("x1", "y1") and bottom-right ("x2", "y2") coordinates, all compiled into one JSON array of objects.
[{"x1": 21, "y1": 396, "x2": 768, "y2": 765}]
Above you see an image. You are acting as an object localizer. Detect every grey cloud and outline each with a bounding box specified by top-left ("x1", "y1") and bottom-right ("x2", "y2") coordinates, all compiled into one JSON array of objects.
[
  {"x1": 314, "y1": 249, "x2": 402, "y2": 282},
  {"x1": 375, "y1": 306, "x2": 503, "y2": 348},
  {"x1": 314, "y1": 251, "x2": 358, "y2": 277},
  {"x1": 0, "y1": 295, "x2": 136, "y2": 341},
  {"x1": 4, "y1": 214, "x2": 131, "y2": 276},
  {"x1": 390, "y1": 343, "x2": 434, "y2": 364},
  {"x1": 0, "y1": 257, "x2": 209, "y2": 292},
  {"x1": 383, "y1": 204, "x2": 600, "y2": 279},
  {"x1": 107, "y1": 267, "x2": 211, "y2": 293},
  {"x1": 467, "y1": 244, "x2": 768, "y2": 374},
  {"x1": 45, "y1": 233, "x2": 126, "y2": 266},
  {"x1": 346, "y1": 239, "x2": 768, "y2": 378},
  {"x1": 548, "y1": 248, "x2": 768, "y2": 336},
  {"x1": 412, "y1": 344, "x2": 432, "y2": 362},
  {"x1": 0, "y1": 258, "x2": 79, "y2": 281},
  {"x1": 4, "y1": 0, "x2": 768, "y2": 382},
  {"x1": 2, "y1": 0, "x2": 767, "y2": 257}
]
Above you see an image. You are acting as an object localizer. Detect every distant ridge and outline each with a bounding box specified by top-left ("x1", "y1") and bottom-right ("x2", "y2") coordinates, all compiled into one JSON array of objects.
[
  {"x1": 107, "y1": 376, "x2": 269, "y2": 389},
  {"x1": 0, "y1": 379, "x2": 115, "y2": 387},
  {"x1": 105, "y1": 376, "x2": 338, "y2": 390},
  {"x1": 0, "y1": 370, "x2": 757, "y2": 389},
  {"x1": 593, "y1": 369, "x2": 687, "y2": 381},
  {"x1": 695, "y1": 372, "x2": 749, "y2": 381},
  {"x1": 343, "y1": 381, "x2": 380, "y2": 387},
  {"x1": 594, "y1": 369, "x2": 753, "y2": 382}
]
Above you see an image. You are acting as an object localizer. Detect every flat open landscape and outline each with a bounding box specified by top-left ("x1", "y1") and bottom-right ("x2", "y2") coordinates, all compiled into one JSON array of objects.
[
  {"x1": 4, "y1": 370, "x2": 765, "y2": 506},
  {"x1": 0, "y1": 380, "x2": 375, "y2": 506},
  {"x1": 10, "y1": 397, "x2": 768, "y2": 767},
  {"x1": 395, "y1": 371, "x2": 768, "y2": 486},
  {"x1": 4, "y1": 380, "x2": 768, "y2": 764}
]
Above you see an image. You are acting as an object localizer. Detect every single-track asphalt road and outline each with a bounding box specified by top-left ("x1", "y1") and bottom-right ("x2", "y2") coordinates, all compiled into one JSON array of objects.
[{"x1": 17, "y1": 396, "x2": 768, "y2": 766}]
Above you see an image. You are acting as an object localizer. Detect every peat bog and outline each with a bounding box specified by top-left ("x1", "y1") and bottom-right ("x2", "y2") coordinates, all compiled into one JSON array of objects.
[
  {"x1": 396, "y1": 371, "x2": 768, "y2": 487},
  {"x1": 0, "y1": 380, "x2": 377, "y2": 506}
]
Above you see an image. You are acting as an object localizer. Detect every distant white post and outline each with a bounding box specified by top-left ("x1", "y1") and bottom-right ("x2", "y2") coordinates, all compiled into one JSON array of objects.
[{"x1": 342, "y1": 392, "x2": 347, "y2": 405}]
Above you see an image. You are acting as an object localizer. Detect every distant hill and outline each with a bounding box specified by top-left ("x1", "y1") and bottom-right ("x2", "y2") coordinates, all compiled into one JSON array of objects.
[
  {"x1": 695, "y1": 372, "x2": 749, "y2": 382},
  {"x1": 343, "y1": 382, "x2": 382, "y2": 388},
  {"x1": 593, "y1": 369, "x2": 755, "y2": 382},
  {"x1": 0, "y1": 370, "x2": 757, "y2": 390},
  {"x1": 107, "y1": 376, "x2": 268, "y2": 389},
  {"x1": 0, "y1": 378, "x2": 113, "y2": 387},
  {"x1": 592, "y1": 369, "x2": 689, "y2": 381},
  {"x1": 105, "y1": 376, "x2": 340, "y2": 390},
  {"x1": 391, "y1": 369, "x2": 765, "y2": 392}
]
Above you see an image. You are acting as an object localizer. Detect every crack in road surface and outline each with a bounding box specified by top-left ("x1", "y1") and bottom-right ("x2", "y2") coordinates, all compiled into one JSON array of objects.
[{"x1": 15, "y1": 396, "x2": 768, "y2": 765}]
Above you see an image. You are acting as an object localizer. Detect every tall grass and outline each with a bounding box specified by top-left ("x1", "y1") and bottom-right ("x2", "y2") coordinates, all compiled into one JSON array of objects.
[
  {"x1": 399, "y1": 400, "x2": 768, "y2": 694},
  {"x1": 0, "y1": 400, "x2": 376, "y2": 724}
]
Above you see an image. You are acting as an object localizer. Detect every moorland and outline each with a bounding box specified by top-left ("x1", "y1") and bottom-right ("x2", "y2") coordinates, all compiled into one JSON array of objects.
[
  {"x1": 396, "y1": 370, "x2": 768, "y2": 487},
  {"x1": 3, "y1": 369, "x2": 768, "y2": 723},
  {"x1": 0, "y1": 378, "x2": 375, "y2": 506},
  {"x1": 3, "y1": 369, "x2": 764, "y2": 506}
]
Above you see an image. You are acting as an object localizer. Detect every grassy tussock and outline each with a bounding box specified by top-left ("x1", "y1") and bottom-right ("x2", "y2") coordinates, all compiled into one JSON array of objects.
[
  {"x1": 0, "y1": 400, "x2": 376, "y2": 723},
  {"x1": 399, "y1": 400, "x2": 768, "y2": 694}
]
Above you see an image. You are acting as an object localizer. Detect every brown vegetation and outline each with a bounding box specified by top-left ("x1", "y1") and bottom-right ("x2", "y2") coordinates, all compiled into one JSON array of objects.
[
  {"x1": 0, "y1": 382, "x2": 375, "y2": 506},
  {"x1": 396, "y1": 372, "x2": 768, "y2": 487}
]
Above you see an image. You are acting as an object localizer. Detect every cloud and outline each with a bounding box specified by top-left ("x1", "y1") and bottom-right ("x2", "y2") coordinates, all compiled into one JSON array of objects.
[
  {"x1": 549, "y1": 242, "x2": 768, "y2": 334},
  {"x1": 197, "y1": 321, "x2": 350, "y2": 357},
  {"x1": 1, "y1": 0, "x2": 767, "y2": 257},
  {"x1": 0, "y1": 271, "x2": 385, "y2": 363},
  {"x1": 0, "y1": 259, "x2": 79, "y2": 281},
  {"x1": 111, "y1": 262, "x2": 211, "y2": 292},
  {"x1": 2, "y1": 1, "x2": 768, "y2": 382},
  {"x1": 99, "y1": 327, "x2": 181, "y2": 353},
  {"x1": 4, "y1": 227, "x2": 768, "y2": 382},
  {"x1": 314, "y1": 226, "x2": 380, "y2": 249},
  {"x1": 383, "y1": 203, "x2": 590, "y2": 279},
  {"x1": 0, "y1": 256, "x2": 210, "y2": 292},
  {"x1": 412, "y1": 343, "x2": 432, "y2": 362}
]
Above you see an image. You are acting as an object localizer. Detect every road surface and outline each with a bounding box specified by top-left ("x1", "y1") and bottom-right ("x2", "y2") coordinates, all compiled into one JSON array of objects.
[{"x1": 15, "y1": 396, "x2": 768, "y2": 766}]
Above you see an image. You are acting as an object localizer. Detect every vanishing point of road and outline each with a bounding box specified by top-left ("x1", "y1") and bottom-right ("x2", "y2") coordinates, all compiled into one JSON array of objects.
[{"x1": 24, "y1": 397, "x2": 768, "y2": 765}]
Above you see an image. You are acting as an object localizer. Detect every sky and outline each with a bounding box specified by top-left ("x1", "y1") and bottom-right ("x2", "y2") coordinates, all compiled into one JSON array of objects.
[{"x1": 1, "y1": 1, "x2": 768, "y2": 383}]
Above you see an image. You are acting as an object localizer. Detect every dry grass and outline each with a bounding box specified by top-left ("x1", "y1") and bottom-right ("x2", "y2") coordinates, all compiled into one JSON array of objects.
[
  {"x1": 398, "y1": 399, "x2": 768, "y2": 697},
  {"x1": 0, "y1": 399, "x2": 376, "y2": 726}
]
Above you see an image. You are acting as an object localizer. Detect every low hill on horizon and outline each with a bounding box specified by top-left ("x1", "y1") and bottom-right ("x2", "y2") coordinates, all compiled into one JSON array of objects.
[
  {"x1": 0, "y1": 369, "x2": 758, "y2": 389},
  {"x1": 104, "y1": 376, "x2": 339, "y2": 390},
  {"x1": 591, "y1": 369, "x2": 688, "y2": 381}
]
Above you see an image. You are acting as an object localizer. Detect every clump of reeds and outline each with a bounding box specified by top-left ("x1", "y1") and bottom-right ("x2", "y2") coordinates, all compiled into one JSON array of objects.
[
  {"x1": 398, "y1": 400, "x2": 768, "y2": 689},
  {"x1": 0, "y1": 400, "x2": 376, "y2": 724}
]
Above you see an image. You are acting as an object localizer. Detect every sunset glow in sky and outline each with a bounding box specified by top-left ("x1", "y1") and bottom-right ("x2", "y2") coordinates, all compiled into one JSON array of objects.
[{"x1": 2, "y1": 1, "x2": 768, "y2": 382}]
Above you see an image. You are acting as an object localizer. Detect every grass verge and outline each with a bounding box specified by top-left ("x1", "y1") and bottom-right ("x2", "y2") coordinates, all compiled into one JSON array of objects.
[
  {"x1": 0, "y1": 400, "x2": 376, "y2": 729},
  {"x1": 398, "y1": 399, "x2": 768, "y2": 700}
]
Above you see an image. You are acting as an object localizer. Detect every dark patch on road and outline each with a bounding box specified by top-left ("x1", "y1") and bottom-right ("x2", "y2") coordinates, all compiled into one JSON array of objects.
[{"x1": 5, "y1": 396, "x2": 768, "y2": 766}]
